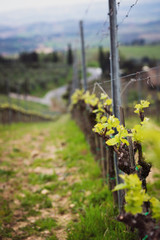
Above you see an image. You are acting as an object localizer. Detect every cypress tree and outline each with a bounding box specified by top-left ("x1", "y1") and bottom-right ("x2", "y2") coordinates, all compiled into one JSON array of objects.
[
  {"x1": 98, "y1": 46, "x2": 110, "y2": 77},
  {"x1": 67, "y1": 44, "x2": 73, "y2": 66},
  {"x1": 53, "y1": 51, "x2": 59, "y2": 63}
]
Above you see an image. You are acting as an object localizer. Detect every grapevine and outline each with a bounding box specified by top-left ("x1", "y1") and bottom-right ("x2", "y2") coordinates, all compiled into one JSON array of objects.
[{"x1": 71, "y1": 89, "x2": 160, "y2": 239}]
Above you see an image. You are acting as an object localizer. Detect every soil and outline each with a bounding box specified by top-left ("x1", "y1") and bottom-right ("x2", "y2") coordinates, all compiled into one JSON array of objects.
[{"x1": 0, "y1": 130, "x2": 79, "y2": 240}]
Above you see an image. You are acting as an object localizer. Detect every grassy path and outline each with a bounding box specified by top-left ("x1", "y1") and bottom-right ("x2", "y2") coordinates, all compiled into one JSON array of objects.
[
  {"x1": 0, "y1": 115, "x2": 138, "y2": 240},
  {"x1": 0, "y1": 116, "x2": 78, "y2": 239}
]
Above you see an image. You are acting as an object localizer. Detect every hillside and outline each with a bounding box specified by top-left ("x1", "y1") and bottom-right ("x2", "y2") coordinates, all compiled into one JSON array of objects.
[
  {"x1": 0, "y1": 20, "x2": 160, "y2": 54},
  {"x1": 0, "y1": 0, "x2": 160, "y2": 54}
]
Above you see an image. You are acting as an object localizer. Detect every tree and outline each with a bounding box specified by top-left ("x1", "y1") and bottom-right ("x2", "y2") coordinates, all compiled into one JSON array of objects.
[
  {"x1": 67, "y1": 44, "x2": 73, "y2": 66},
  {"x1": 30, "y1": 52, "x2": 38, "y2": 62},
  {"x1": 98, "y1": 46, "x2": 110, "y2": 77},
  {"x1": 120, "y1": 59, "x2": 143, "y2": 75},
  {"x1": 52, "y1": 51, "x2": 59, "y2": 63},
  {"x1": 19, "y1": 51, "x2": 38, "y2": 64},
  {"x1": 21, "y1": 78, "x2": 30, "y2": 95}
]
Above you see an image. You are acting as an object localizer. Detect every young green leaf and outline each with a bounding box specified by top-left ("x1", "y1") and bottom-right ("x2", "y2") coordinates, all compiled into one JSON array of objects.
[
  {"x1": 113, "y1": 174, "x2": 150, "y2": 215},
  {"x1": 134, "y1": 100, "x2": 150, "y2": 115},
  {"x1": 100, "y1": 93, "x2": 108, "y2": 100},
  {"x1": 150, "y1": 197, "x2": 160, "y2": 221}
]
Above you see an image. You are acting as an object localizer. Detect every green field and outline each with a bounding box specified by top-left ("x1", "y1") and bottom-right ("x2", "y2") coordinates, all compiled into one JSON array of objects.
[
  {"x1": 0, "y1": 62, "x2": 72, "y2": 97},
  {"x1": 0, "y1": 94, "x2": 52, "y2": 115},
  {"x1": 86, "y1": 44, "x2": 160, "y2": 67},
  {"x1": 119, "y1": 44, "x2": 160, "y2": 60}
]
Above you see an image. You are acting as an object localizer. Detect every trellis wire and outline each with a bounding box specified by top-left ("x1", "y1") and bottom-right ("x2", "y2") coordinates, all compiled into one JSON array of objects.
[
  {"x1": 87, "y1": 65, "x2": 160, "y2": 99},
  {"x1": 118, "y1": 0, "x2": 139, "y2": 27}
]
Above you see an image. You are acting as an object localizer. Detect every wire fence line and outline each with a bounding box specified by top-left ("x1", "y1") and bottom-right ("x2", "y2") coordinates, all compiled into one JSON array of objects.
[
  {"x1": 92, "y1": 82, "x2": 108, "y2": 95},
  {"x1": 82, "y1": 0, "x2": 96, "y2": 20},
  {"x1": 77, "y1": 0, "x2": 141, "y2": 61},
  {"x1": 74, "y1": 0, "x2": 160, "y2": 114},
  {"x1": 82, "y1": 0, "x2": 140, "y2": 46},
  {"x1": 86, "y1": 65, "x2": 160, "y2": 112},
  {"x1": 117, "y1": 0, "x2": 139, "y2": 27},
  {"x1": 88, "y1": 65, "x2": 160, "y2": 87}
]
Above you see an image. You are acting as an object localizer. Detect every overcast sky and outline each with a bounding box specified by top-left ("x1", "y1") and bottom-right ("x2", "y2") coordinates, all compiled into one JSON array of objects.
[
  {"x1": 0, "y1": 0, "x2": 159, "y2": 13},
  {"x1": 0, "y1": 0, "x2": 159, "y2": 27},
  {"x1": 0, "y1": 0, "x2": 96, "y2": 12}
]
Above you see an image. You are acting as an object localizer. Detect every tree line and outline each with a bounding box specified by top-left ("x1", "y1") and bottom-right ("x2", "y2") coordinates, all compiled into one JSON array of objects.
[{"x1": 0, "y1": 44, "x2": 73, "y2": 66}]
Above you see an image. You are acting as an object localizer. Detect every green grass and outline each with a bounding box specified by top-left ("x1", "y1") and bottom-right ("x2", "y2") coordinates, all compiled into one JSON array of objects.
[
  {"x1": 0, "y1": 94, "x2": 52, "y2": 114},
  {"x1": 87, "y1": 61, "x2": 99, "y2": 68},
  {"x1": 18, "y1": 191, "x2": 52, "y2": 210},
  {"x1": 9, "y1": 148, "x2": 28, "y2": 159},
  {"x1": 46, "y1": 235, "x2": 58, "y2": 240},
  {"x1": 86, "y1": 45, "x2": 160, "y2": 64},
  {"x1": 43, "y1": 183, "x2": 60, "y2": 192},
  {"x1": 147, "y1": 174, "x2": 160, "y2": 200},
  {"x1": 31, "y1": 158, "x2": 53, "y2": 168},
  {"x1": 119, "y1": 45, "x2": 160, "y2": 60},
  {"x1": 0, "y1": 198, "x2": 13, "y2": 225},
  {"x1": 0, "y1": 121, "x2": 52, "y2": 142},
  {"x1": 0, "y1": 169, "x2": 15, "y2": 182},
  {"x1": 14, "y1": 218, "x2": 58, "y2": 239},
  {"x1": 28, "y1": 172, "x2": 57, "y2": 185},
  {"x1": 0, "y1": 120, "x2": 62, "y2": 239},
  {"x1": 67, "y1": 205, "x2": 137, "y2": 240},
  {"x1": 0, "y1": 115, "x2": 140, "y2": 239},
  {"x1": 0, "y1": 198, "x2": 13, "y2": 238},
  {"x1": 48, "y1": 115, "x2": 138, "y2": 239},
  {"x1": 34, "y1": 218, "x2": 57, "y2": 231}
]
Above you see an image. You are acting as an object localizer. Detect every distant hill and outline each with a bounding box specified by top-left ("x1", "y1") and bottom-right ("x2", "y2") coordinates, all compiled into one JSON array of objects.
[
  {"x1": 0, "y1": 20, "x2": 160, "y2": 54},
  {"x1": 0, "y1": 0, "x2": 159, "y2": 54}
]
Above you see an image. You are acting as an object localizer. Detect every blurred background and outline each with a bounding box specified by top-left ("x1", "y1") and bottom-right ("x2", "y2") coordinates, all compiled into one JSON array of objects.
[{"x1": 0, "y1": 0, "x2": 160, "y2": 118}]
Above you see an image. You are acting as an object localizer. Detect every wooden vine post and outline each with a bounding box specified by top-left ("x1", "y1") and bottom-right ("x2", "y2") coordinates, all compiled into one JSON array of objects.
[{"x1": 108, "y1": 0, "x2": 123, "y2": 211}]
